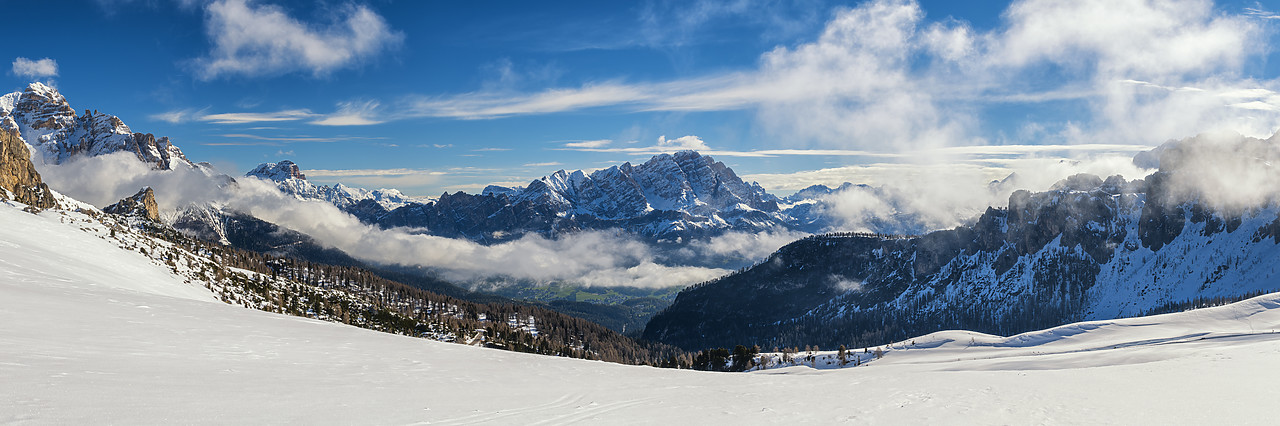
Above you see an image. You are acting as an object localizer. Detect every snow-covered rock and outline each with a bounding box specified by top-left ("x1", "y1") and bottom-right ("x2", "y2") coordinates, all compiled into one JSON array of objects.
[
  {"x1": 244, "y1": 160, "x2": 413, "y2": 213},
  {"x1": 379, "y1": 151, "x2": 812, "y2": 242},
  {"x1": 245, "y1": 160, "x2": 306, "y2": 181},
  {"x1": 103, "y1": 187, "x2": 160, "y2": 221},
  {"x1": 0, "y1": 82, "x2": 194, "y2": 170}
]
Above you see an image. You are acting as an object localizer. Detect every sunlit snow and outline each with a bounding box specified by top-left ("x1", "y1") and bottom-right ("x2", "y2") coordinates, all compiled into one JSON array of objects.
[{"x1": 2, "y1": 201, "x2": 1279, "y2": 423}]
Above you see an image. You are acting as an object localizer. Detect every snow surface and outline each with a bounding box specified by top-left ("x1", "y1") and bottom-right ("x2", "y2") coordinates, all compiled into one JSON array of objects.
[{"x1": 4, "y1": 201, "x2": 1280, "y2": 423}]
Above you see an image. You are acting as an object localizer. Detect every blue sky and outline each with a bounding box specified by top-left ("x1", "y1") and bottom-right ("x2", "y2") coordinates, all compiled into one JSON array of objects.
[{"x1": 7, "y1": 0, "x2": 1280, "y2": 196}]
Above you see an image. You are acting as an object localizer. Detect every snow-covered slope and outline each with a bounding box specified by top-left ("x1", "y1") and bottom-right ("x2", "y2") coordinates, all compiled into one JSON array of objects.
[
  {"x1": 3, "y1": 196, "x2": 1280, "y2": 422},
  {"x1": 0, "y1": 200, "x2": 216, "y2": 302},
  {"x1": 0, "y1": 82, "x2": 194, "y2": 170}
]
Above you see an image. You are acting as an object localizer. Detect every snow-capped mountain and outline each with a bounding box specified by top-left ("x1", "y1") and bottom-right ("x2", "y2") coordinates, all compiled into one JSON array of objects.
[
  {"x1": 238, "y1": 151, "x2": 952, "y2": 247},
  {"x1": 372, "y1": 151, "x2": 831, "y2": 243},
  {"x1": 0, "y1": 82, "x2": 193, "y2": 170},
  {"x1": 645, "y1": 132, "x2": 1280, "y2": 351},
  {"x1": 245, "y1": 160, "x2": 415, "y2": 215}
]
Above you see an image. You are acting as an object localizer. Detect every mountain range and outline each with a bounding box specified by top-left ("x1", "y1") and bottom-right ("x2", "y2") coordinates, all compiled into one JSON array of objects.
[
  {"x1": 251, "y1": 151, "x2": 945, "y2": 246},
  {"x1": 644, "y1": 132, "x2": 1280, "y2": 350},
  {"x1": 9, "y1": 81, "x2": 1280, "y2": 356}
]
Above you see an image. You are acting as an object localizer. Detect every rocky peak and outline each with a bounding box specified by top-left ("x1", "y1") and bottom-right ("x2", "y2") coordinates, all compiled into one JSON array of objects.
[
  {"x1": 1, "y1": 82, "x2": 193, "y2": 170},
  {"x1": 786, "y1": 184, "x2": 837, "y2": 202},
  {"x1": 103, "y1": 187, "x2": 161, "y2": 221},
  {"x1": 246, "y1": 160, "x2": 306, "y2": 181},
  {"x1": 482, "y1": 185, "x2": 519, "y2": 197},
  {"x1": 0, "y1": 127, "x2": 57, "y2": 209},
  {"x1": 12, "y1": 83, "x2": 77, "y2": 141}
]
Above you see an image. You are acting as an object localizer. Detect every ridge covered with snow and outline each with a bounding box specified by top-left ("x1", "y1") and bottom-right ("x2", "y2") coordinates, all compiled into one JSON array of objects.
[
  {"x1": 372, "y1": 151, "x2": 883, "y2": 243},
  {"x1": 646, "y1": 132, "x2": 1280, "y2": 350},
  {"x1": 1, "y1": 82, "x2": 195, "y2": 170},
  {"x1": 244, "y1": 159, "x2": 414, "y2": 212}
]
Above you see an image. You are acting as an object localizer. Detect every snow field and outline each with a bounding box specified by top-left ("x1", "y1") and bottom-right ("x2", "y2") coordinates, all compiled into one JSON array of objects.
[{"x1": 4, "y1": 201, "x2": 1280, "y2": 424}]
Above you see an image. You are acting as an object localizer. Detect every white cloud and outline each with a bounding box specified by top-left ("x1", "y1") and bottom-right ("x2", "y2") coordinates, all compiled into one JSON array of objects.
[
  {"x1": 408, "y1": 82, "x2": 658, "y2": 119},
  {"x1": 1246, "y1": 6, "x2": 1280, "y2": 20},
  {"x1": 193, "y1": 0, "x2": 403, "y2": 80},
  {"x1": 563, "y1": 139, "x2": 613, "y2": 148},
  {"x1": 216, "y1": 133, "x2": 348, "y2": 143},
  {"x1": 523, "y1": 162, "x2": 563, "y2": 168},
  {"x1": 994, "y1": 0, "x2": 1256, "y2": 78},
  {"x1": 556, "y1": 135, "x2": 715, "y2": 156},
  {"x1": 304, "y1": 168, "x2": 445, "y2": 190},
  {"x1": 311, "y1": 100, "x2": 384, "y2": 126},
  {"x1": 11, "y1": 57, "x2": 57, "y2": 79},
  {"x1": 149, "y1": 108, "x2": 208, "y2": 124},
  {"x1": 200, "y1": 109, "x2": 317, "y2": 124},
  {"x1": 402, "y1": 0, "x2": 1279, "y2": 152}
]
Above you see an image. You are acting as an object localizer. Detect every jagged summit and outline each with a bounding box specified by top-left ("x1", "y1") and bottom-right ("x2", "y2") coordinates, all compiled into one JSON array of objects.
[
  {"x1": 507, "y1": 150, "x2": 779, "y2": 220},
  {"x1": 374, "y1": 151, "x2": 813, "y2": 243},
  {"x1": 246, "y1": 160, "x2": 307, "y2": 181},
  {"x1": 0, "y1": 82, "x2": 193, "y2": 170},
  {"x1": 103, "y1": 187, "x2": 160, "y2": 221},
  {"x1": 244, "y1": 159, "x2": 412, "y2": 216}
]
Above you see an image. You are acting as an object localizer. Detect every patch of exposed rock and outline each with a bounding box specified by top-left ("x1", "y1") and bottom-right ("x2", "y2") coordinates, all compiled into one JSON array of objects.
[
  {"x1": 103, "y1": 187, "x2": 160, "y2": 221},
  {"x1": 0, "y1": 127, "x2": 56, "y2": 209}
]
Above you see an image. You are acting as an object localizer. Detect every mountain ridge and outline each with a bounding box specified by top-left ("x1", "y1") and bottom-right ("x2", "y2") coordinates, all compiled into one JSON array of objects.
[
  {"x1": 1, "y1": 82, "x2": 195, "y2": 171},
  {"x1": 252, "y1": 151, "x2": 948, "y2": 245},
  {"x1": 643, "y1": 131, "x2": 1280, "y2": 351}
]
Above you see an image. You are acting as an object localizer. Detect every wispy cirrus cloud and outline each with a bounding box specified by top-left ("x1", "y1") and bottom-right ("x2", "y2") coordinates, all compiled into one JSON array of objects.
[
  {"x1": 200, "y1": 109, "x2": 318, "y2": 124},
  {"x1": 304, "y1": 167, "x2": 447, "y2": 190},
  {"x1": 1246, "y1": 6, "x2": 1280, "y2": 20},
  {"x1": 149, "y1": 108, "x2": 209, "y2": 124},
  {"x1": 205, "y1": 133, "x2": 381, "y2": 146},
  {"x1": 563, "y1": 139, "x2": 613, "y2": 148},
  {"x1": 556, "y1": 134, "x2": 1152, "y2": 159},
  {"x1": 310, "y1": 100, "x2": 385, "y2": 126},
  {"x1": 167, "y1": 100, "x2": 387, "y2": 126},
  {"x1": 191, "y1": 0, "x2": 403, "y2": 80}
]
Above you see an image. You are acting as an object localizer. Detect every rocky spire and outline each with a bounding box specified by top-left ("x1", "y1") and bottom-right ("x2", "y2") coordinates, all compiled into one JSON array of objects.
[
  {"x1": 0, "y1": 127, "x2": 57, "y2": 209},
  {"x1": 103, "y1": 187, "x2": 161, "y2": 221}
]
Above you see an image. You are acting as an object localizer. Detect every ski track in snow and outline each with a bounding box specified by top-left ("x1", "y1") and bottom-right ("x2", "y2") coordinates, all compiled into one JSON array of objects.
[{"x1": 3, "y1": 202, "x2": 1280, "y2": 424}]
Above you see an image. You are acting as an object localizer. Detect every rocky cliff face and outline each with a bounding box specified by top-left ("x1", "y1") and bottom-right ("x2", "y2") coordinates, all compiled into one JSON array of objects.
[
  {"x1": 0, "y1": 82, "x2": 193, "y2": 170},
  {"x1": 103, "y1": 187, "x2": 161, "y2": 221},
  {"x1": 0, "y1": 126, "x2": 56, "y2": 209},
  {"x1": 644, "y1": 133, "x2": 1280, "y2": 351}
]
